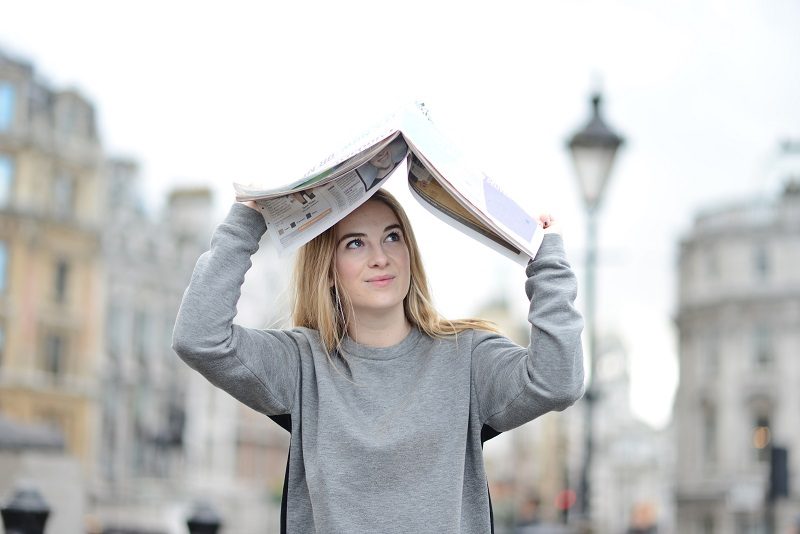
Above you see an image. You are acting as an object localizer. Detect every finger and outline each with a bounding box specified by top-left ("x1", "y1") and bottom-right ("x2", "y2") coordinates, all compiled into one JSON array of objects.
[{"x1": 539, "y1": 213, "x2": 554, "y2": 229}]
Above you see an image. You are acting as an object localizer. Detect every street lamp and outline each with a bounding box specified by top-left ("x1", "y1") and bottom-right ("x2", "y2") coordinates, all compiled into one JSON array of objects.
[{"x1": 567, "y1": 92, "x2": 624, "y2": 524}]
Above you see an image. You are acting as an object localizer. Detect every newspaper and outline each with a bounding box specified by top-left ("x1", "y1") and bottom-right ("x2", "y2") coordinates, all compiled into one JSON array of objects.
[{"x1": 233, "y1": 103, "x2": 544, "y2": 265}]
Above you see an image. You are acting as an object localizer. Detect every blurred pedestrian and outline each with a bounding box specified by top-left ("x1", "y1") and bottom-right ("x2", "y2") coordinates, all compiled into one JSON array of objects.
[
  {"x1": 514, "y1": 494, "x2": 542, "y2": 533},
  {"x1": 626, "y1": 502, "x2": 658, "y2": 534}
]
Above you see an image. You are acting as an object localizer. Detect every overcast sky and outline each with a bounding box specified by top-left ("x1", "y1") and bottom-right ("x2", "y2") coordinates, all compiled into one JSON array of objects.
[{"x1": 2, "y1": 0, "x2": 799, "y2": 427}]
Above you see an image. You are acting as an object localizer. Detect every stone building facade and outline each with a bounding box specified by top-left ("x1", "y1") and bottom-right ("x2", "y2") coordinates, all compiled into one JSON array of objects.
[
  {"x1": 590, "y1": 334, "x2": 674, "y2": 534},
  {"x1": 0, "y1": 46, "x2": 294, "y2": 533},
  {"x1": 0, "y1": 48, "x2": 104, "y2": 470},
  {"x1": 95, "y1": 154, "x2": 292, "y2": 534},
  {"x1": 674, "y1": 181, "x2": 800, "y2": 533},
  {"x1": 92, "y1": 157, "x2": 215, "y2": 531}
]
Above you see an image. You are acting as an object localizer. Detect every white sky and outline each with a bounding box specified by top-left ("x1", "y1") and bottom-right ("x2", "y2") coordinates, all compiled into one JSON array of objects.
[{"x1": 2, "y1": 0, "x2": 799, "y2": 428}]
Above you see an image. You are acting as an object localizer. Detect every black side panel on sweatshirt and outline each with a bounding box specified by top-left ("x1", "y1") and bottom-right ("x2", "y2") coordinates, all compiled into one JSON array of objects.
[
  {"x1": 481, "y1": 424, "x2": 501, "y2": 444},
  {"x1": 481, "y1": 424, "x2": 501, "y2": 534},
  {"x1": 268, "y1": 415, "x2": 291, "y2": 534},
  {"x1": 279, "y1": 449, "x2": 289, "y2": 534},
  {"x1": 268, "y1": 414, "x2": 292, "y2": 433}
]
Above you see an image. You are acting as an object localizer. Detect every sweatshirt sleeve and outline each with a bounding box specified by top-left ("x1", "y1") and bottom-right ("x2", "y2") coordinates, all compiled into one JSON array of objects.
[
  {"x1": 471, "y1": 233, "x2": 585, "y2": 432},
  {"x1": 172, "y1": 203, "x2": 300, "y2": 416}
]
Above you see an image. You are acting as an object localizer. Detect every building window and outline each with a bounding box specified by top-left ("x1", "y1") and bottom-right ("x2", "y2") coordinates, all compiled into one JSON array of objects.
[
  {"x1": 752, "y1": 415, "x2": 771, "y2": 463},
  {"x1": 133, "y1": 310, "x2": 150, "y2": 367},
  {"x1": 735, "y1": 515, "x2": 766, "y2": 534},
  {"x1": 0, "y1": 82, "x2": 14, "y2": 131},
  {"x1": 752, "y1": 326, "x2": 773, "y2": 369},
  {"x1": 0, "y1": 154, "x2": 13, "y2": 207},
  {"x1": 753, "y1": 244, "x2": 770, "y2": 280},
  {"x1": 0, "y1": 324, "x2": 5, "y2": 369},
  {"x1": 106, "y1": 304, "x2": 123, "y2": 360},
  {"x1": 100, "y1": 392, "x2": 118, "y2": 481},
  {"x1": 705, "y1": 331, "x2": 720, "y2": 378},
  {"x1": 133, "y1": 382, "x2": 152, "y2": 473},
  {"x1": 61, "y1": 103, "x2": 78, "y2": 136},
  {"x1": 702, "y1": 404, "x2": 717, "y2": 464},
  {"x1": 54, "y1": 259, "x2": 70, "y2": 303},
  {"x1": 53, "y1": 173, "x2": 76, "y2": 217},
  {"x1": 705, "y1": 246, "x2": 719, "y2": 278},
  {"x1": 0, "y1": 241, "x2": 8, "y2": 293},
  {"x1": 43, "y1": 333, "x2": 67, "y2": 378},
  {"x1": 702, "y1": 515, "x2": 714, "y2": 534}
]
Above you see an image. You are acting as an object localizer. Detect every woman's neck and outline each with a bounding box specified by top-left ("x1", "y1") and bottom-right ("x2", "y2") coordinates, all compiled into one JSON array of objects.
[{"x1": 346, "y1": 309, "x2": 412, "y2": 348}]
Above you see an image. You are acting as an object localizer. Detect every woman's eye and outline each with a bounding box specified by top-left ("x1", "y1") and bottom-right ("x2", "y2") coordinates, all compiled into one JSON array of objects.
[
  {"x1": 385, "y1": 231, "x2": 401, "y2": 243},
  {"x1": 345, "y1": 239, "x2": 364, "y2": 249}
]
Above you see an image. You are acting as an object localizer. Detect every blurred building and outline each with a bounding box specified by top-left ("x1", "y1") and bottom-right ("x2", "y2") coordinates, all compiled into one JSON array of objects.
[
  {"x1": 674, "y1": 179, "x2": 800, "y2": 533},
  {"x1": 476, "y1": 291, "x2": 574, "y2": 529},
  {"x1": 0, "y1": 48, "x2": 104, "y2": 471},
  {"x1": 475, "y1": 271, "x2": 674, "y2": 534},
  {"x1": 590, "y1": 335, "x2": 674, "y2": 534},
  {"x1": 92, "y1": 157, "x2": 215, "y2": 531},
  {"x1": 164, "y1": 199, "x2": 292, "y2": 533},
  {"x1": 0, "y1": 46, "x2": 294, "y2": 533},
  {"x1": 98, "y1": 164, "x2": 296, "y2": 534},
  {"x1": 94, "y1": 158, "x2": 292, "y2": 533}
]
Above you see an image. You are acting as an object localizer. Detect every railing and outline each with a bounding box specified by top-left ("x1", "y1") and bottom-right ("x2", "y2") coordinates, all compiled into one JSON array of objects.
[{"x1": 0, "y1": 486, "x2": 49, "y2": 534}]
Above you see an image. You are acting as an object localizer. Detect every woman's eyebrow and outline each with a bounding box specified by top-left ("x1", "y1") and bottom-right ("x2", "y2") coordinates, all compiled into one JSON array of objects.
[
  {"x1": 337, "y1": 232, "x2": 365, "y2": 245},
  {"x1": 385, "y1": 224, "x2": 401, "y2": 232}
]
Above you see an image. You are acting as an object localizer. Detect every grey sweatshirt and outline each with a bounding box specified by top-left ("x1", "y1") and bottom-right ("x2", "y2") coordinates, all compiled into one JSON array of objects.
[{"x1": 173, "y1": 203, "x2": 584, "y2": 533}]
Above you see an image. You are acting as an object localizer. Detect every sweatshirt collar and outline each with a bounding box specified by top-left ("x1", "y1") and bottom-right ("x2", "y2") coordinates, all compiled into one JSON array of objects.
[{"x1": 340, "y1": 327, "x2": 423, "y2": 361}]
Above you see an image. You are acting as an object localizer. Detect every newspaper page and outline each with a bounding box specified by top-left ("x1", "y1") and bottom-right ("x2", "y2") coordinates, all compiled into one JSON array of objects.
[
  {"x1": 407, "y1": 155, "x2": 529, "y2": 264},
  {"x1": 256, "y1": 137, "x2": 409, "y2": 254},
  {"x1": 234, "y1": 102, "x2": 542, "y2": 263},
  {"x1": 398, "y1": 106, "x2": 544, "y2": 263}
]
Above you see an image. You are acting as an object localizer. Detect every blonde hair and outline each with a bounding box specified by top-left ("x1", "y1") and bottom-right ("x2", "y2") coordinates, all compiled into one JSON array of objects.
[{"x1": 291, "y1": 189, "x2": 498, "y2": 356}]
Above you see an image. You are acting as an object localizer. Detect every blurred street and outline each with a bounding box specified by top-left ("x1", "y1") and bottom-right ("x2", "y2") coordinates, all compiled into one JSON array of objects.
[{"x1": 1, "y1": 2, "x2": 800, "y2": 532}]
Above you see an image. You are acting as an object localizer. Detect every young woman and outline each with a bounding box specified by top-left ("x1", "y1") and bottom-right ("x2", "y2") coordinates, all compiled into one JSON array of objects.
[{"x1": 173, "y1": 189, "x2": 584, "y2": 533}]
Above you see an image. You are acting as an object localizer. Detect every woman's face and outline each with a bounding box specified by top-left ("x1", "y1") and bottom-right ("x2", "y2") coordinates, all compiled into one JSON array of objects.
[
  {"x1": 370, "y1": 147, "x2": 393, "y2": 170},
  {"x1": 333, "y1": 200, "x2": 411, "y2": 321}
]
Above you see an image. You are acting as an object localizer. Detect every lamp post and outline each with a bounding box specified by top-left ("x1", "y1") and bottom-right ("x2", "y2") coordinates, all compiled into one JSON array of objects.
[{"x1": 567, "y1": 92, "x2": 624, "y2": 526}]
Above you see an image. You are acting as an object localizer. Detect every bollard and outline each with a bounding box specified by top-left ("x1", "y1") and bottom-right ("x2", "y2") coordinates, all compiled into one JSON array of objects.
[
  {"x1": 1, "y1": 485, "x2": 50, "y2": 534},
  {"x1": 186, "y1": 501, "x2": 222, "y2": 534}
]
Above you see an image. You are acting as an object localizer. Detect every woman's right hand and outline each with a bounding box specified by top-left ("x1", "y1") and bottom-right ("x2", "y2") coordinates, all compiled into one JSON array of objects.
[
  {"x1": 539, "y1": 213, "x2": 561, "y2": 235},
  {"x1": 239, "y1": 200, "x2": 260, "y2": 212}
]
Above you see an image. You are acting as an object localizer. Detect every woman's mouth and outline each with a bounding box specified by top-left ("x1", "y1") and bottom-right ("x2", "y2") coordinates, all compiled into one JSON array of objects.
[{"x1": 367, "y1": 275, "x2": 394, "y2": 287}]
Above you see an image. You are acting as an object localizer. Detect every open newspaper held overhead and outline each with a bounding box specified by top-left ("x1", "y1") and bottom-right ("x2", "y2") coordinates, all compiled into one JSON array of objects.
[{"x1": 233, "y1": 103, "x2": 544, "y2": 265}]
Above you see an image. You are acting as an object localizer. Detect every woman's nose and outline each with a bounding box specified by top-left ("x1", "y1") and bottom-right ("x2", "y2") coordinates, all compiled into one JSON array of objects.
[{"x1": 369, "y1": 246, "x2": 389, "y2": 267}]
